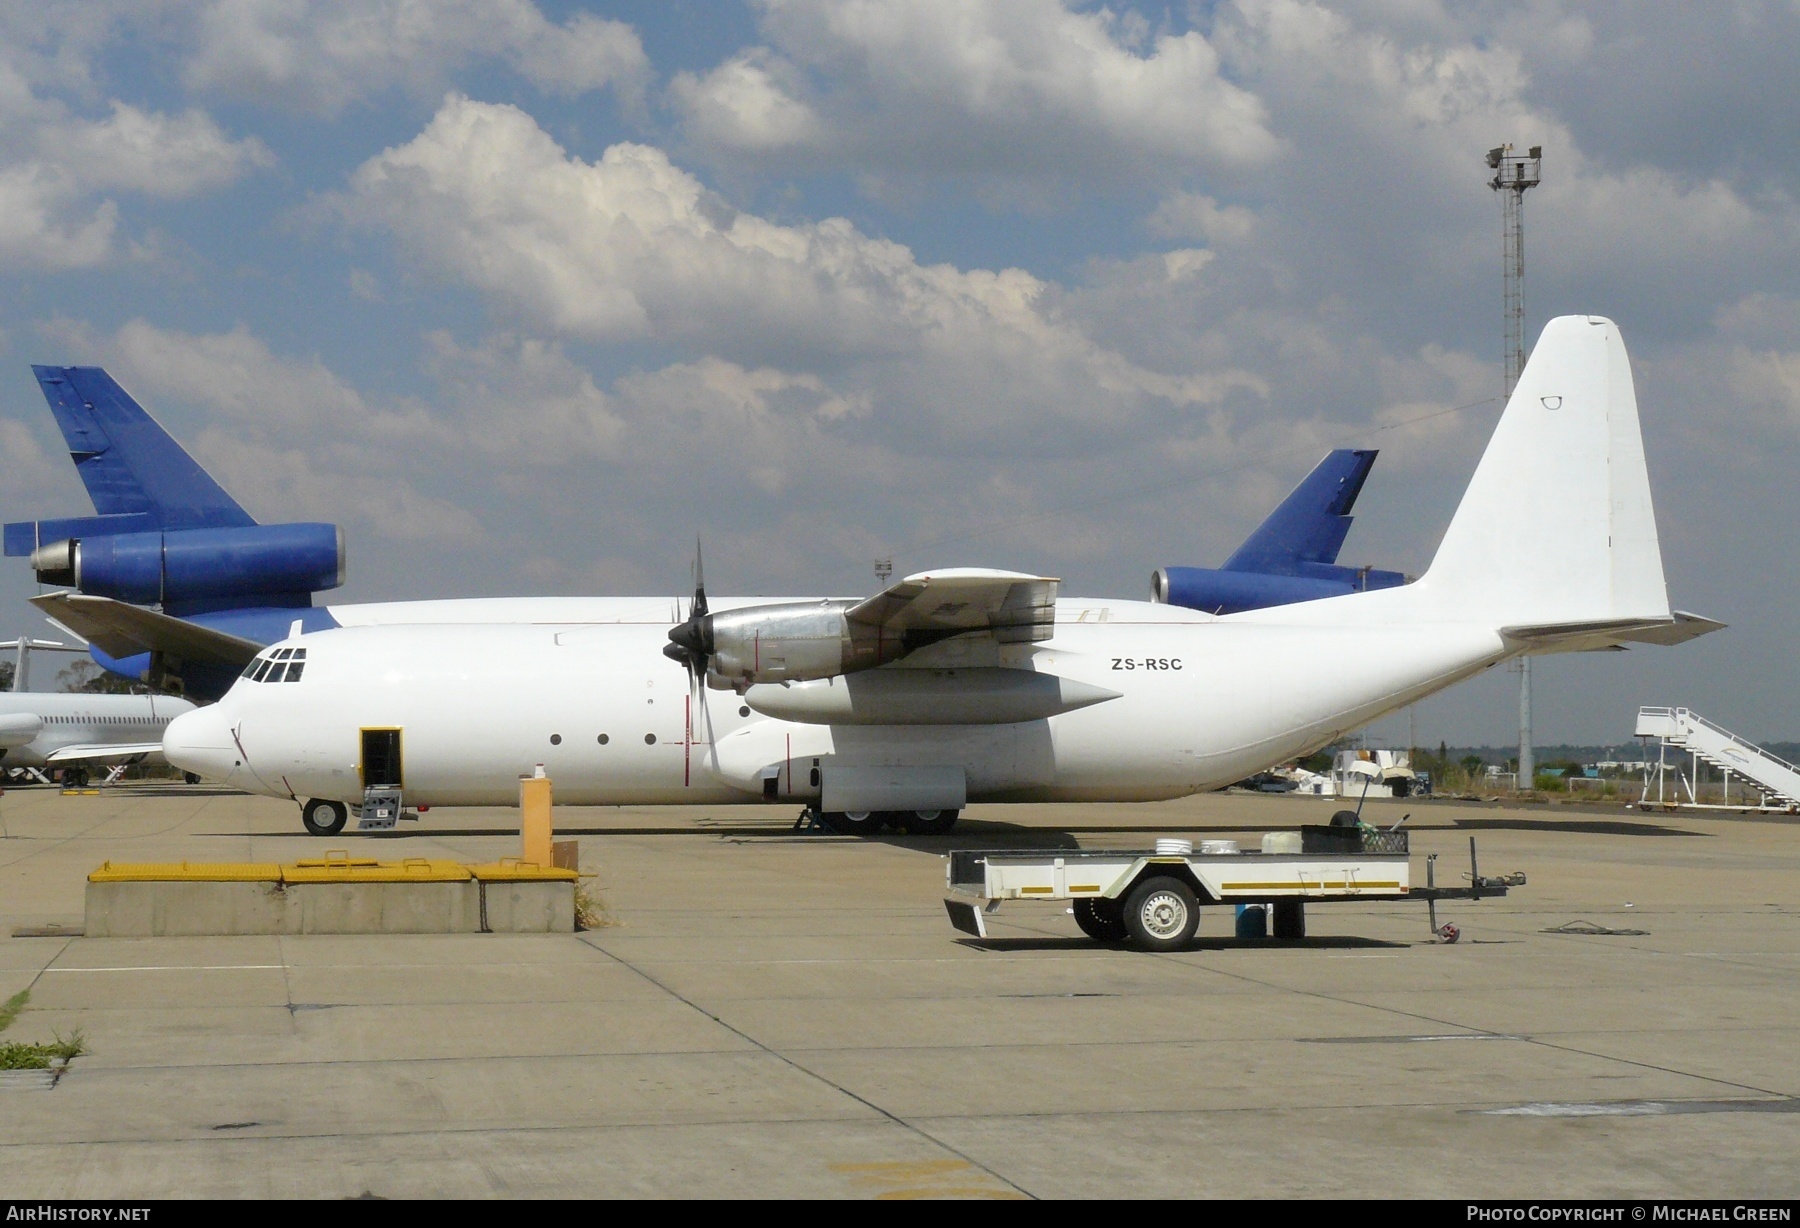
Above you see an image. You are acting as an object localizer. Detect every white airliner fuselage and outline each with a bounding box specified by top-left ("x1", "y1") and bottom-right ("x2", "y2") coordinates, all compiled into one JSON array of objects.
[{"x1": 0, "y1": 690, "x2": 194, "y2": 772}]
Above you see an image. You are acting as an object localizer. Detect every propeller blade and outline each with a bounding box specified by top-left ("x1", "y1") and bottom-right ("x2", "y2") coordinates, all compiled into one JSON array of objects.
[{"x1": 691, "y1": 537, "x2": 709, "y2": 620}]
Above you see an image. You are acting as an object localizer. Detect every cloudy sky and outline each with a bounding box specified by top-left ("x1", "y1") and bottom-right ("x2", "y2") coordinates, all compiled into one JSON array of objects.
[{"x1": 0, "y1": 0, "x2": 1793, "y2": 746}]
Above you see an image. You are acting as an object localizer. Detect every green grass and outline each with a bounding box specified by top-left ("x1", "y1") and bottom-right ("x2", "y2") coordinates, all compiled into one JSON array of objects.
[
  {"x1": 0, "y1": 1030, "x2": 83, "y2": 1070},
  {"x1": 0, "y1": 989, "x2": 27, "y2": 1034}
]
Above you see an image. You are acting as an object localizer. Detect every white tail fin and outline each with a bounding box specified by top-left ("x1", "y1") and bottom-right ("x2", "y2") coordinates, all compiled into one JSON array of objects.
[{"x1": 1421, "y1": 315, "x2": 1670, "y2": 627}]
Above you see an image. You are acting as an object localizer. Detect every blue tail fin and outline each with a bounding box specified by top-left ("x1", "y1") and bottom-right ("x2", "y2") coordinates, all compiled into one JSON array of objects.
[
  {"x1": 1224, "y1": 449, "x2": 1377, "y2": 574},
  {"x1": 6, "y1": 366, "x2": 255, "y2": 555},
  {"x1": 1151, "y1": 449, "x2": 1406, "y2": 614}
]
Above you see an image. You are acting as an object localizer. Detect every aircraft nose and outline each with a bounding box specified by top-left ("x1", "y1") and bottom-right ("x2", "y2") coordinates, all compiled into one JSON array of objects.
[{"x1": 163, "y1": 706, "x2": 243, "y2": 782}]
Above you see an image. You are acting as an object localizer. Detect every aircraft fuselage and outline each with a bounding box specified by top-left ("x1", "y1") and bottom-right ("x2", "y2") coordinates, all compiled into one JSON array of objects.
[{"x1": 169, "y1": 596, "x2": 1506, "y2": 808}]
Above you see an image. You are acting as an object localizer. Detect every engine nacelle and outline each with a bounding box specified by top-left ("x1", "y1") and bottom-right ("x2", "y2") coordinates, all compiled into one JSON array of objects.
[
  {"x1": 694, "y1": 600, "x2": 908, "y2": 688},
  {"x1": 1151, "y1": 563, "x2": 1406, "y2": 616},
  {"x1": 31, "y1": 523, "x2": 344, "y2": 610}
]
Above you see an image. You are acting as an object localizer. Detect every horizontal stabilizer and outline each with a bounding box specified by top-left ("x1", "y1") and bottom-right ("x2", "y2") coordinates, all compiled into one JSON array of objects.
[
  {"x1": 1616, "y1": 611, "x2": 1727, "y2": 647},
  {"x1": 30, "y1": 592, "x2": 261, "y2": 668},
  {"x1": 1500, "y1": 611, "x2": 1725, "y2": 655}
]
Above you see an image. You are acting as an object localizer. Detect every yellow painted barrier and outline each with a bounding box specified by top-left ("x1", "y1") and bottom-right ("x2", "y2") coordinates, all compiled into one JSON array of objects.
[
  {"x1": 283, "y1": 857, "x2": 470, "y2": 884},
  {"x1": 88, "y1": 858, "x2": 470, "y2": 884},
  {"x1": 469, "y1": 859, "x2": 579, "y2": 883},
  {"x1": 89, "y1": 861, "x2": 281, "y2": 883}
]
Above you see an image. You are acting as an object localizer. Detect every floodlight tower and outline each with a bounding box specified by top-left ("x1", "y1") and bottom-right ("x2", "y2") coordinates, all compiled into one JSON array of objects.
[{"x1": 1487, "y1": 142, "x2": 1542, "y2": 786}]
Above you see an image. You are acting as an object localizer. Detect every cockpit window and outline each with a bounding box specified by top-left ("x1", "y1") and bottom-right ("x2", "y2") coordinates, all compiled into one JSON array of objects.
[{"x1": 242, "y1": 647, "x2": 309, "y2": 684}]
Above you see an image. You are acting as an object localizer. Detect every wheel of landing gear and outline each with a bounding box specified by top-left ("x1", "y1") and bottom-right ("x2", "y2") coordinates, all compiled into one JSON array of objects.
[
  {"x1": 302, "y1": 798, "x2": 348, "y2": 836},
  {"x1": 1121, "y1": 876, "x2": 1200, "y2": 951},
  {"x1": 820, "y1": 809, "x2": 885, "y2": 836},
  {"x1": 64, "y1": 767, "x2": 88, "y2": 788},
  {"x1": 1072, "y1": 896, "x2": 1128, "y2": 942},
  {"x1": 184, "y1": 772, "x2": 201, "y2": 785},
  {"x1": 898, "y1": 808, "x2": 959, "y2": 836}
]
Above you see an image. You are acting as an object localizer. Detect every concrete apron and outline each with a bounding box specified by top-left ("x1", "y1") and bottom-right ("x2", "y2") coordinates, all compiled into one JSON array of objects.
[{"x1": 85, "y1": 878, "x2": 575, "y2": 936}]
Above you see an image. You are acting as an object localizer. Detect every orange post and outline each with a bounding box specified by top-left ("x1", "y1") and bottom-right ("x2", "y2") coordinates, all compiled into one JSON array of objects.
[{"x1": 520, "y1": 768, "x2": 552, "y2": 868}]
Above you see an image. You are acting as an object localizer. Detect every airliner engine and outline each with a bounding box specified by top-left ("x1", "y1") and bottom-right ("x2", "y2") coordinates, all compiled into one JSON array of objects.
[
  {"x1": 1150, "y1": 563, "x2": 1405, "y2": 616},
  {"x1": 29, "y1": 523, "x2": 344, "y2": 612}
]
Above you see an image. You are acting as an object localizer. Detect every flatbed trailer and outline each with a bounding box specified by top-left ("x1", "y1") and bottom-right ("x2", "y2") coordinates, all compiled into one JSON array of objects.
[{"x1": 943, "y1": 829, "x2": 1522, "y2": 950}]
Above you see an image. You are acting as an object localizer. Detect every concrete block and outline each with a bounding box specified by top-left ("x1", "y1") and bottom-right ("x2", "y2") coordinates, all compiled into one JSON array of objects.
[
  {"x1": 85, "y1": 880, "x2": 494, "y2": 936},
  {"x1": 293, "y1": 882, "x2": 479, "y2": 934},
  {"x1": 480, "y1": 881, "x2": 575, "y2": 933},
  {"x1": 86, "y1": 881, "x2": 291, "y2": 937}
]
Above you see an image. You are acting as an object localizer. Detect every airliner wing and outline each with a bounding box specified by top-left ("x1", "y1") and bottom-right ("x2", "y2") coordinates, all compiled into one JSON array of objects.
[
  {"x1": 30, "y1": 592, "x2": 262, "y2": 667},
  {"x1": 45, "y1": 743, "x2": 161, "y2": 764},
  {"x1": 847, "y1": 569, "x2": 1060, "y2": 643}
]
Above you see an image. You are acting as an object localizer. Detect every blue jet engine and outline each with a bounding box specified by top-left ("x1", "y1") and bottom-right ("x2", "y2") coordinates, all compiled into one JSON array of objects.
[
  {"x1": 5, "y1": 365, "x2": 346, "y2": 698},
  {"x1": 26, "y1": 523, "x2": 344, "y2": 612},
  {"x1": 1152, "y1": 449, "x2": 1408, "y2": 616}
]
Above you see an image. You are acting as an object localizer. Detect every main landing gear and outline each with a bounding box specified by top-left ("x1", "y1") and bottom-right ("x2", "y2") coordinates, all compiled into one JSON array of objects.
[
  {"x1": 301, "y1": 798, "x2": 348, "y2": 836},
  {"x1": 812, "y1": 807, "x2": 961, "y2": 836}
]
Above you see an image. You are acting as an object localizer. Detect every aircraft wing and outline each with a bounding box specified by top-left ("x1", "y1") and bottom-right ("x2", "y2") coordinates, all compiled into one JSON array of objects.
[
  {"x1": 1501, "y1": 611, "x2": 1726, "y2": 654},
  {"x1": 847, "y1": 569, "x2": 1060, "y2": 643},
  {"x1": 30, "y1": 592, "x2": 262, "y2": 668},
  {"x1": 45, "y1": 742, "x2": 161, "y2": 764}
]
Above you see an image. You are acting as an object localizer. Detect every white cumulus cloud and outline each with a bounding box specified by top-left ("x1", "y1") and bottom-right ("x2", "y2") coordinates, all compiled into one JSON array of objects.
[
  {"x1": 671, "y1": 0, "x2": 1279, "y2": 186},
  {"x1": 182, "y1": 0, "x2": 650, "y2": 114},
  {"x1": 336, "y1": 96, "x2": 1261, "y2": 452},
  {"x1": 0, "y1": 60, "x2": 270, "y2": 270}
]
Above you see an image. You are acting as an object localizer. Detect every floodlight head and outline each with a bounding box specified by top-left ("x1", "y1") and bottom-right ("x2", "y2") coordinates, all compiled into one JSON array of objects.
[
  {"x1": 1486, "y1": 145, "x2": 1506, "y2": 169},
  {"x1": 1528, "y1": 146, "x2": 1542, "y2": 159}
]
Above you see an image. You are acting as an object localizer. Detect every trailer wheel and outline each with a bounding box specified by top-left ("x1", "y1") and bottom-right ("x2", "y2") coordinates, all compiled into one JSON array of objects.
[
  {"x1": 1122, "y1": 876, "x2": 1199, "y2": 951},
  {"x1": 898, "y1": 808, "x2": 959, "y2": 836},
  {"x1": 302, "y1": 798, "x2": 348, "y2": 836},
  {"x1": 1271, "y1": 899, "x2": 1306, "y2": 941},
  {"x1": 1072, "y1": 897, "x2": 1128, "y2": 942},
  {"x1": 820, "y1": 810, "x2": 884, "y2": 836}
]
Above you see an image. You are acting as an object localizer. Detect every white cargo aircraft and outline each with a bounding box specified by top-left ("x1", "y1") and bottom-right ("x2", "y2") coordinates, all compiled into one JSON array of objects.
[
  {"x1": 163, "y1": 317, "x2": 1718, "y2": 836},
  {"x1": 0, "y1": 690, "x2": 196, "y2": 785}
]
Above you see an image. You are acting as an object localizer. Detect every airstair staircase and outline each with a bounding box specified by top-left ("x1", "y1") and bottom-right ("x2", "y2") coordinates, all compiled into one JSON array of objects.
[{"x1": 1635, "y1": 706, "x2": 1800, "y2": 810}]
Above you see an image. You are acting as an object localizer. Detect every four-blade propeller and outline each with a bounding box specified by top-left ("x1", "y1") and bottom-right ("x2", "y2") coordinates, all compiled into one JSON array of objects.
[{"x1": 663, "y1": 540, "x2": 713, "y2": 685}]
